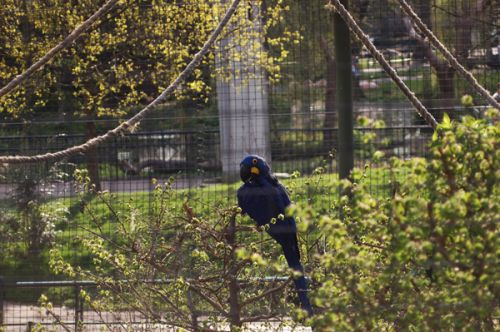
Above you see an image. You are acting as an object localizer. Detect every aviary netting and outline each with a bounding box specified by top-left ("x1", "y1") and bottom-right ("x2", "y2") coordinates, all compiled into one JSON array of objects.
[{"x1": 0, "y1": 0, "x2": 497, "y2": 165}]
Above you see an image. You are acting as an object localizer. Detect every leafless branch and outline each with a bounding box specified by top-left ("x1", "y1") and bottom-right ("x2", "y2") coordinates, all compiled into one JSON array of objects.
[
  {"x1": 241, "y1": 279, "x2": 290, "y2": 308},
  {"x1": 188, "y1": 282, "x2": 228, "y2": 317},
  {"x1": 43, "y1": 307, "x2": 73, "y2": 332}
]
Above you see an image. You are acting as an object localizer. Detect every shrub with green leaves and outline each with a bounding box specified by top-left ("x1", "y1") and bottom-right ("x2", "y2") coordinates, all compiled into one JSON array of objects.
[
  {"x1": 0, "y1": 163, "x2": 68, "y2": 277},
  {"x1": 311, "y1": 110, "x2": 499, "y2": 331},
  {"x1": 47, "y1": 178, "x2": 308, "y2": 331}
]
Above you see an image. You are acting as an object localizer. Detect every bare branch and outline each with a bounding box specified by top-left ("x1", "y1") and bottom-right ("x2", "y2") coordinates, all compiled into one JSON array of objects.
[
  {"x1": 188, "y1": 282, "x2": 228, "y2": 317},
  {"x1": 43, "y1": 307, "x2": 73, "y2": 332},
  {"x1": 240, "y1": 313, "x2": 282, "y2": 323},
  {"x1": 241, "y1": 279, "x2": 290, "y2": 308}
]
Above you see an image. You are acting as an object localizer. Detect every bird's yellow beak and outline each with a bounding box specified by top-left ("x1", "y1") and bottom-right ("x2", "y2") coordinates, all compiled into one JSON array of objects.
[{"x1": 250, "y1": 167, "x2": 260, "y2": 175}]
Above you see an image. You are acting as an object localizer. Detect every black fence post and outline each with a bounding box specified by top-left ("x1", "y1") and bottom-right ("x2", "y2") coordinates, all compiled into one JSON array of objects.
[
  {"x1": 74, "y1": 285, "x2": 79, "y2": 331},
  {"x1": 0, "y1": 276, "x2": 4, "y2": 325},
  {"x1": 74, "y1": 284, "x2": 84, "y2": 331},
  {"x1": 79, "y1": 285, "x2": 84, "y2": 330},
  {"x1": 334, "y1": 0, "x2": 354, "y2": 181}
]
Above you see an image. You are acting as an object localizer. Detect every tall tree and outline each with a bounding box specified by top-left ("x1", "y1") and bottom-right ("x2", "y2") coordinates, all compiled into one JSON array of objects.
[
  {"x1": 0, "y1": 0, "x2": 295, "y2": 186},
  {"x1": 283, "y1": 0, "x2": 370, "y2": 153}
]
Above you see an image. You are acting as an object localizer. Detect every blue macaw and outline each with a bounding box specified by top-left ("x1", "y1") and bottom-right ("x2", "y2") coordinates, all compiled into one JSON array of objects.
[{"x1": 237, "y1": 155, "x2": 314, "y2": 316}]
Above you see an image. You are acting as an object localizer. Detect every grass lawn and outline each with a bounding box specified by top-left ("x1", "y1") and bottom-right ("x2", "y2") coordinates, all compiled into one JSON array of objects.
[{"x1": 0, "y1": 163, "x2": 405, "y2": 283}]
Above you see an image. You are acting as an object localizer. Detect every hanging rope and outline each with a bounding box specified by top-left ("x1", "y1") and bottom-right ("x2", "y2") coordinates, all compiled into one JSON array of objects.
[
  {"x1": 397, "y1": 0, "x2": 500, "y2": 110},
  {"x1": 0, "y1": 0, "x2": 121, "y2": 99},
  {"x1": 327, "y1": 0, "x2": 438, "y2": 129},
  {"x1": 0, "y1": 0, "x2": 242, "y2": 164}
]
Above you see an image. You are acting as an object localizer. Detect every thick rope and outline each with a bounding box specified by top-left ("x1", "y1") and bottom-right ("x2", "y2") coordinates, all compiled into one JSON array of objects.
[
  {"x1": 327, "y1": 0, "x2": 438, "y2": 129},
  {"x1": 0, "y1": 0, "x2": 120, "y2": 99},
  {"x1": 0, "y1": 0, "x2": 242, "y2": 164},
  {"x1": 397, "y1": 0, "x2": 500, "y2": 110}
]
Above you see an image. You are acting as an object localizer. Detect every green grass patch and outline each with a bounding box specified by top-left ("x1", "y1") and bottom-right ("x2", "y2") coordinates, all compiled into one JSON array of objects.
[{"x1": 0, "y1": 164, "x2": 405, "y2": 281}]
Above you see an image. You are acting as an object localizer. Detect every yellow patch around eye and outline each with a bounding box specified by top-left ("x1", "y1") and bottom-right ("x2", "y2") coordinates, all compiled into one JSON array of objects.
[{"x1": 250, "y1": 167, "x2": 260, "y2": 175}]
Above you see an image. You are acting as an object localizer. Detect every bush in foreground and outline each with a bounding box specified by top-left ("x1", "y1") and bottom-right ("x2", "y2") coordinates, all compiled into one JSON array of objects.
[
  {"x1": 47, "y1": 177, "x2": 307, "y2": 331},
  {"x1": 42, "y1": 111, "x2": 498, "y2": 331},
  {"x1": 311, "y1": 110, "x2": 499, "y2": 331}
]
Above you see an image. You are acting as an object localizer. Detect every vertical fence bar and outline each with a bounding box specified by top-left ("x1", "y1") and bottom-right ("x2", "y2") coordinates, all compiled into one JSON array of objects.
[
  {"x1": 79, "y1": 285, "x2": 84, "y2": 331},
  {"x1": 334, "y1": 0, "x2": 354, "y2": 181},
  {"x1": 0, "y1": 276, "x2": 4, "y2": 325},
  {"x1": 74, "y1": 284, "x2": 82, "y2": 331}
]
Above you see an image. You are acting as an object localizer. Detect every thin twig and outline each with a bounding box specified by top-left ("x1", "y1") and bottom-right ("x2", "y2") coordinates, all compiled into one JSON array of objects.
[
  {"x1": 187, "y1": 282, "x2": 228, "y2": 316},
  {"x1": 43, "y1": 307, "x2": 73, "y2": 332},
  {"x1": 241, "y1": 279, "x2": 290, "y2": 308}
]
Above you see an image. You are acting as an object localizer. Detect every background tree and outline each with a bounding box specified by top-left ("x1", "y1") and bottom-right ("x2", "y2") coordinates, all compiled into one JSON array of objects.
[
  {"x1": 402, "y1": 0, "x2": 495, "y2": 114},
  {"x1": 0, "y1": 0, "x2": 296, "y2": 188},
  {"x1": 275, "y1": 0, "x2": 369, "y2": 153},
  {"x1": 0, "y1": 163, "x2": 68, "y2": 278}
]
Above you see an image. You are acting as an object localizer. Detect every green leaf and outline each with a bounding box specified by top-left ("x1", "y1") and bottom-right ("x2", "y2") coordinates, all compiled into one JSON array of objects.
[{"x1": 442, "y1": 113, "x2": 451, "y2": 127}]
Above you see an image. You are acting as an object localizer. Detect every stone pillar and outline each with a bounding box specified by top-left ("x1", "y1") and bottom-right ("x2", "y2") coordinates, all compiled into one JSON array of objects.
[{"x1": 216, "y1": 3, "x2": 271, "y2": 181}]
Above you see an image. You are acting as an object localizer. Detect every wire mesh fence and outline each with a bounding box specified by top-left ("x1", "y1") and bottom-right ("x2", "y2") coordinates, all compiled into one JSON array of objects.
[
  {"x1": 0, "y1": 0, "x2": 498, "y2": 329},
  {"x1": 1, "y1": 278, "x2": 301, "y2": 331}
]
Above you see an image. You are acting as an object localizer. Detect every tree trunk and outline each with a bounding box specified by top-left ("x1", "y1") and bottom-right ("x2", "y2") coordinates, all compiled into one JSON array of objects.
[
  {"x1": 402, "y1": 11, "x2": 456, "y2": 116},
  {"x1": 436, "y1": 65, "x2": 456, "y2": 101},
  {"x1": 418, "y1": 0, "x2": 432, "y2": 27},
  {"x1": 226, "y1": 216, "x2": 242, "y2": 330},
  {"x1": 84, "y1": 119, "x2": 101, "y2": 191},
  {"x1": 457, "y1": 1, "x2": 473, "y2": 66},
  {"x1": 228, "y1": 276, "x2": 242, "y2": 330},
  {"x1": 435, "y1": 65, "x2": 456, "y2": 116},
  {"x1": 413, "y1": 0, "x2": 433, "y2": 104}
]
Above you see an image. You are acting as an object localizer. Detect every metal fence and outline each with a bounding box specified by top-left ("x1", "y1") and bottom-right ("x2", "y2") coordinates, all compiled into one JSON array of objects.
[
  {"x1": 0, "y1": 0, "x2": 498, "y2": 329},
  {"x1": 0, "y1": 116, "x2": 437, "y2": 329},
  {"x1": 0, "y1": 278, "x2": 294, "y2": 331},
  {"x1": 0, "y1": 120, "x2": 434, "y2": 197}
]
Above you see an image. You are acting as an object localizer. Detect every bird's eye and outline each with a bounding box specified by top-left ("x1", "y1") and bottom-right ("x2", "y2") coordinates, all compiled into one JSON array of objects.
[{"x1": 252, "y1": 158, "x2": 258, "y2": 165}]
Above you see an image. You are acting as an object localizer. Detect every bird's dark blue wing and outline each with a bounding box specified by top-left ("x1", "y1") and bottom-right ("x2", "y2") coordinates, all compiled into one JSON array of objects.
[
  {"x1": 238, "y1": 180, "x2": 296, "y2": 233},
  {"x1": 275, "y1": 182, "x2": 291, "y2": 209},
  {"x1": 272, "y1": 182, "x2": 296, "y2": 233},
  {"x1": 237, "y1": 183, "x2": 280, "y2": 226}
]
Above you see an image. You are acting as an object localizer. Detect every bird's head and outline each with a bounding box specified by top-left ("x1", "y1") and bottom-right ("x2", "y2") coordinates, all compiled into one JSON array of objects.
[{"x1": 239, "y1": 155, "x2": 271, "y2": 183}]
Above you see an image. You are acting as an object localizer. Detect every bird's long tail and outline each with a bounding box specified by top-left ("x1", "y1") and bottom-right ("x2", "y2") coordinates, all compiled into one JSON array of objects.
[
  {"x1": 276, "y1": 233, "x2": 314, "y2": 316},
  {"x1": 292, "y1": 273, "x2": 314, "y2": 316}
]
